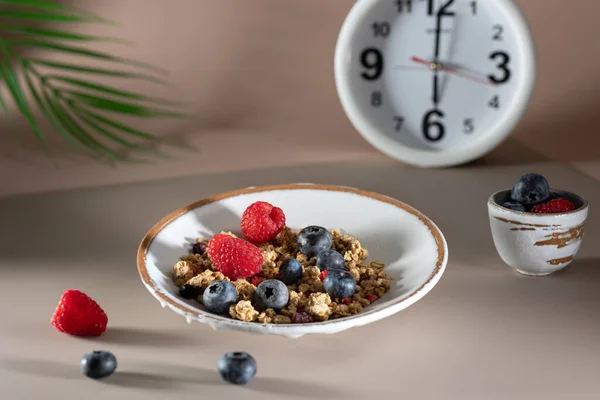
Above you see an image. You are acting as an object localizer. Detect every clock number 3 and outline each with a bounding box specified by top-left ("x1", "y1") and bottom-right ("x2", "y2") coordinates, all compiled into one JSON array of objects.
[{"x1": 488, "y1": 51, "x2": 511, "y2": 84}]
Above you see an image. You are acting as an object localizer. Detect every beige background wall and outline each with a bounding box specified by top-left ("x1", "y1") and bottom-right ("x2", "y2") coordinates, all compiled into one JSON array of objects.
[{"x1": 1, "y1": 0, "x2": 599, "y2": 197}]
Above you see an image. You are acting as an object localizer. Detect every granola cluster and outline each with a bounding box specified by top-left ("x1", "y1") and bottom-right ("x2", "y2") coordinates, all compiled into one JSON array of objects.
[{"x1": 173, "y1": 227, "x2": 392, "y2": 323}]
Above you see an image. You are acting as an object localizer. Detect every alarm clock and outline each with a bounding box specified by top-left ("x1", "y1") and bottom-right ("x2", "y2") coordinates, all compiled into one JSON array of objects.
[{"x1": 334, "y1": 0, "x2": 536, "y2": 168}]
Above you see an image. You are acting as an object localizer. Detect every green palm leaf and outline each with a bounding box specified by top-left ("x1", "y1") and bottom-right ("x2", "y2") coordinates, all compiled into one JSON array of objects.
[
  {"x1": 0, "y1": 0, "x2": 189, "y2": 163},
  {"x1": 47, "y1": 75, "x2": 180, "y2": 105},
  {"x1": 64, "y1": 91, "x2": 187, "y2": 118},
  {"x1": 0, "y1": 41, "x2": 45, "y2": 147},
  {"x1": 1, "y1": 25, "x2": 131, "y2": 44},
  {"x1": 0, "y1": 0, "x2": 114, "y2": 24},
  {"x1": 26, "y1": 59, "x2": 170, "y2": 86},
  {"x1": 12, "y1": 40, "x2": 167, "y2": 75},
  {"x1": 73, "y1": 108, "x2": 168, "y2": 158},
  {"x1": 22, "y1": 66, "x2": 85, "y2": 154}
]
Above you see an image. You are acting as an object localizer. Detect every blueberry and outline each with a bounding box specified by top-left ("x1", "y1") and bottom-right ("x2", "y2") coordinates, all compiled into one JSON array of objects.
[
  {"x1": 202, "y1": 280, "x2": 238, "y2": 314},
  {"x1": 192, "y1": 242, "x2": 207, "y2": 255},
  {"x1": 254, "y1": 279, "x2": 289, "y2": 311},
  {"x1": 217, "y1": 351, "x2": 257, "y2": 385},
  {"x1": 179, "y1": 284, "x2": 204, "y2": 299},
  {"x1": 323, "y1": 269, "x2": 356, "y2": 299},
  {"x1": 297, "y1": 226, "x2": 333, "y2": 258},
  {"x1": 511, "y1": 173, "x2": 550, "y2": 206},
  {"x1": 278, "y1": 258, "x2": 303, "y2": 284},
  {"x1": 80, "y1": 351, "x2": 117, "y2": 379},
  {"x1": 502, "y1": 201, "x2": 527, "y2": 212},
  {"x1": 316, "y1": 249, "x2": 346, "y2": 271}
]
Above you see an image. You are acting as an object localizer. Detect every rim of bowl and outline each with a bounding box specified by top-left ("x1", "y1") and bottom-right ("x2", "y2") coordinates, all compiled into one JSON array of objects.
[
  {"x1": 488, "y1": 188, "x2": 588, "y2": 216},
  {"x1": 136, "y1": 183, "x2": 448, "y2": 332}
]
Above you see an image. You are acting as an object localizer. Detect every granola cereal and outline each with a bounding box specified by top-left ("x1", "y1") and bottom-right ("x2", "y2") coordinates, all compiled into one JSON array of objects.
[{"x1": 173, "y1": 225, "x2": 393, "y2": 324}]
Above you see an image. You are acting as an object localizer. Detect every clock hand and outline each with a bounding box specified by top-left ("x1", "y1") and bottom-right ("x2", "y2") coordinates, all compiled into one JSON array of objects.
[
  {"x1": 410, "y1": 56, "x2": 498, "y2": 87},
  {"x1": 431, "y1": 7, "x2": 444, "y2": 107}
]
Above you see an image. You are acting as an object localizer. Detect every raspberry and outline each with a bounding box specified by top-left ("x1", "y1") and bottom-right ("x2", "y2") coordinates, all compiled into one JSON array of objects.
[
  {"x1": 207, "y1": 234, "x2": 263, "y2": 280},
  {"x1": 51, "y1": 289, "x2": 108, "y2": 336},
  {"x1": 342, "y1": 298, "x2": 351, "y2": 305},
  {"x1": 531, "y1": 198, "x2": 576, "y2": 214},
  {"x1": 250, "y1": 276, "x2": 264, "y2": 287},
  {"x1": 240, "y1": 201, "x2": 286, "y2": 244},
  {"x1": 318, "y1": 270, "x2": 328, "y2": 281},
  {"x1": 366, "y1": 294, "x2": 378, "y2": 303},
  {"x1": 291, "y1": 312, "x2": 313, "y2": 323}
]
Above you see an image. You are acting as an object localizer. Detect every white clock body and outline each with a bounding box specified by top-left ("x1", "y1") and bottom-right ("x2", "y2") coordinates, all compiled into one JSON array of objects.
[{"x1": 334, "y1": 0, "x2": 536, "y2": 168}]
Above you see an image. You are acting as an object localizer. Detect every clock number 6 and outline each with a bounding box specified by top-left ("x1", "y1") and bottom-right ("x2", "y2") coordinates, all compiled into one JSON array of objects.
[
  {"x1": 360, "y1": 48, "x2": 384, "y2": 81},
  {"x1": 488, "y1": 51, "x2": 511, "y2": 84},
  {"x1": 422, "y1": 109, "x2": 445, "y2": 142}
]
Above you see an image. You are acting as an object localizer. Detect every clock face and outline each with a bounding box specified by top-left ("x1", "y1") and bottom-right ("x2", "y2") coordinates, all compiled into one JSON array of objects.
[{"x1": 334, "y1": 0, "x2": 535, "y2": 165}]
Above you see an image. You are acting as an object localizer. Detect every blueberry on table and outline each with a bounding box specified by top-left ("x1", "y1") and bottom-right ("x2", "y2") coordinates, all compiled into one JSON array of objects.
[
  {"x1": 202, "y1": 280, "x2": 238, "y2": 314},
  {"x1": 254, "y1": 279, "x2": 289, "y2": 311},
  {"x1": 179, "y1": 284, "x2": 204, "y2": 299},
  {"x1": 297, "y1": 226, "x2": 333, "y2": 258},
  {"x1": 217, "y1": 351, "x2": 257, "y2": 385},
  {"x1": 511, "y1": 173, "x2": 550, "y2": 206},
  {"x1": 316, "y1": 249, "x2": 346, "y2": 271},
  {"x1": 278, "y1": 258, "x2": 303, "y2": 284},
  {"x1": 323, "y1": 269, "x2": 356, "y2": 299},
  {"x1": 502, "y1": 201, "x2": 527, "y2": 212},
  {"x1": 80, "y1": 351, "x2": 117, "y2": 379}
]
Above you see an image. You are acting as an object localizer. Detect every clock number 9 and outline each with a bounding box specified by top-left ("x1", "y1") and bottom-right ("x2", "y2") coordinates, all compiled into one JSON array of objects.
[
  {"x1": 422, "y1": 109, "x2": 445, "y2": 142},
  {"x1": 488, "y1": 51, "x2": 511, "y2": 84},
  {"x1": 360, "y1": 48, "x2": 383, "y2": 81}
]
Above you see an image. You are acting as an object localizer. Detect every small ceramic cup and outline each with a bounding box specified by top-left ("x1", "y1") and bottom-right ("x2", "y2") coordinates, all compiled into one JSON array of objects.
[{"x1": 487, "y1": 189, "x2": 588, "y2": 276}]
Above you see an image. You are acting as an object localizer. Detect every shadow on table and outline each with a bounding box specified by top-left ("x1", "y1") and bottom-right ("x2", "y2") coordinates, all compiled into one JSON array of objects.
[
  {"x1": 103, "y1": 368, "x2": 221, "y2": 390},
  {"x1": 80, "y1": 327, "x2": 202, "y2": 348},
  {"x1": 463, "y1": 137, "x2": 552, "y2": 167},
  {"x1": 247, "y1": 376, "x2": 358, "y2": 398},
  {"x1": 106, "y1": 364, "x2": 355, "y2": 397},
  {"x1": 0, "y1": 357, "x2": 81, "y2": 380},
  {"x1": 548, "y1": 257, "x2": 600, "y2": 281},
  {"x1": 0, "y1": 357, "x2": 353, "y2": 397}
]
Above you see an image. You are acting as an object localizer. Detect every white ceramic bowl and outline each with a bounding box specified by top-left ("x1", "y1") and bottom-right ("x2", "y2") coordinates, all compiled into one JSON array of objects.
[
  {"x1": 137, "y1": 184, "x2": 448, "y2": 338},
  {"x1": 488, "y1": 189, "x2": 588, "y2": 277}
]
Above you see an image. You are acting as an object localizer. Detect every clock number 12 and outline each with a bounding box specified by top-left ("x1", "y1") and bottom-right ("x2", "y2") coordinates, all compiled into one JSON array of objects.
[{"x1": 427, "y1": 0, "x2": 455, "y2": 16}]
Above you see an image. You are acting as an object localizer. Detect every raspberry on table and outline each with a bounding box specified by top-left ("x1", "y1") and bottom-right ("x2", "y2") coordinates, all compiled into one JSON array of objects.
[
  {"x1": 51, "y1": 289, "x2": 108, "y2": 336},
  {"x1": 240, "y1": 201, "x2": 286, "y2": 244},
  {"x1": 531, "y1": 198, "x2": 576, "y2": 214},
  {"x1": 207, "y1": 234, "x2": 263, "y2": 279}
]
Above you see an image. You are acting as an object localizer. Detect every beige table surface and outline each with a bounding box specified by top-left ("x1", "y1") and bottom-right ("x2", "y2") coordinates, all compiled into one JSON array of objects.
[{"x1": 1, "y1": 155, "x2": 599, "y2": 400}]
